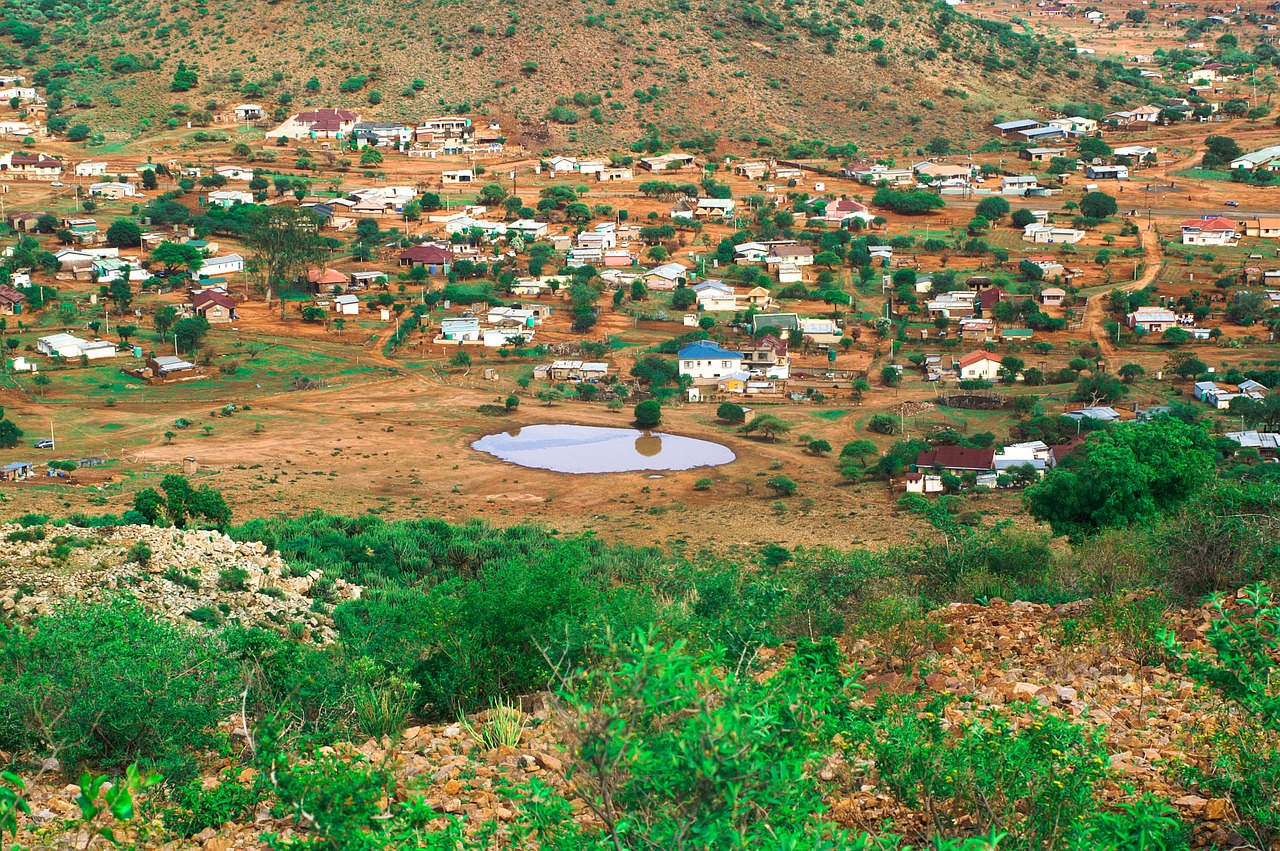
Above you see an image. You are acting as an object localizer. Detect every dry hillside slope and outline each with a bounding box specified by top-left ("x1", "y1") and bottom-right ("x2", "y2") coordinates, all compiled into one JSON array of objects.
[{"x1": 3, "y1": 0, "x2": 1096, "y2": 149}]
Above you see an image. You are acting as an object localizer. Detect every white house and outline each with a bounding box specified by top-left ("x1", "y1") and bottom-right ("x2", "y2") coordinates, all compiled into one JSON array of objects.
[
  {"x1": 89, "y1": 182, "x2": 140, "y2": 199},
  {"x1": 957, "y1": 350, "x2": 1002, "y2": 381},
  {"x1": 1001, "y1": 175, "x2": 1040, "y2": 196},
  {"x1": 1127, "y1": 307, "x2": 1178, "y2": 332},
  {"x1": 233, "y1": 104, "x2": 264, "y2": 121},
  {"x1": 547, "y1": 156, "x2": 577, "y2": 175},
  {"x1": 75, "y1": 162, "x2": 110, "y2": 177},
  {"x1": 36, "y1": 333, "x2": 116, "y2": 360},
  {"x1": 214, "y1": 165, "x2": 255, "y2": 182},
  {"x1": 440, "y1": 317, "x2": 481, "y2": 341},
  {"x1": 678, "y1": 340, "x2": 743, "y2": 380},
  {"x1": 1230, "y1": 144, "x2": 1280, "y2": 172},
  {"x1": 693, "y1": 281, "x2": 737, "y2": 312},
  {"x1": 198, "y1": 254, "x2": 245, "y2": 278},
  {"x1": 508, "y1": 219, "x2": 548, "y2": 239},
  {"x1": 1180, "y1": 217, "x2": 1238, "y2": 246},
  {"x1": 207, "y1": 190, "x2": 254, "y2": 208},
  {"x1": 332, "y1": 294, "x2": 361, "y2": 315}
]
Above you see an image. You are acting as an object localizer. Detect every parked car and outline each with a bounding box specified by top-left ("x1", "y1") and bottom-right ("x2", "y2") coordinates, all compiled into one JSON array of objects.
[
  {"x1": 50, "y1": 181, "x2": 64, "y2": 187},
  {"x1": 34, "y1": 439, "x2": 54, "y2": 449},
  {"x1": 1224, "y1": 200, "x2": 1240, "y2": 207}
]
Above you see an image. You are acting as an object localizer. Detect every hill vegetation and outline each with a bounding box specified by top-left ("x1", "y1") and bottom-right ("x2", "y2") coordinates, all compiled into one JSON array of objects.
[{"x1": 0, "y1": 0, "x2": 1105, "y2": 148}]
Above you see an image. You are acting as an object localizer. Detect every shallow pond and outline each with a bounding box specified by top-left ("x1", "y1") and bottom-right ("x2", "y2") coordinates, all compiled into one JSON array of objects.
[{"x1": 472, "y1": 424, "x2": 736, "y2": 474}]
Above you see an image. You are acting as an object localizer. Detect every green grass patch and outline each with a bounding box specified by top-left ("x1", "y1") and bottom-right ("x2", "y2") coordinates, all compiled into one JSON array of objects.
[
  {"x1": 99, "y1": 423, "x2": 125, "y2": 431},
  {"x1": 1174, "y1": 167, "x2": 1233, "y2": 182},
  {"x1": 809, "y1": 409, "x2": 850, "y2": 421}
]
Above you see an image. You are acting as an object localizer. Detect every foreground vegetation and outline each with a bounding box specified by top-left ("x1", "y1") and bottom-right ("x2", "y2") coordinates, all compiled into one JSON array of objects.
[{"x1": 1, "y1": 413, "x2": 1278, "y2": 848}]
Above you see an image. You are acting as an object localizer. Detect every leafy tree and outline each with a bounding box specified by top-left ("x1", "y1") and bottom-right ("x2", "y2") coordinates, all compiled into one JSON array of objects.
[
  {"x1": 0, "y1": 418, "x2": 22, "y2": 448},
  {"x1": 1118, "y1": 363, "x2": 1145, "y2": 383},
  {"x1": 999, "y1": 356, "x2": 1024, "y2": 383},
  {"x1": 173, "y1": 316, "x2": 211, "y2": 353},
  {"x1": 1202, "y1": 135, "x2": 1243, "y2": 169},
  {"x1": 717, "y1": 402, "x2": 746, "y2": 423},
  {"x1": 806, "y1": 439, "x2": 831, "y2": 456},
  {"x1": 107, "y1": 280, "x2": 133, "y2": 311},
  {"x1": 1011, "y1": 208, "x2": 1038, "y2": 229},
  {"x1": 141, "y1": 169, "x2": 158, "y2": 191},
  {"x1": 1026, "y1": 417, "x2": 1214, "y2": 537},
  {"x1": 243, "y1": 206, "x2": 328, "y2": 315},
  {"x1": 881, "y1": 365, "x2": 901, "y2": 387},
  {"x1": 170, "y1": 60, "x2": 199, "y2": 92},
  {"x1": 974, "y1": 196, "x2": 1010, "y2": 221},
  {"x1": 105, "y1": 219, "x2": 142, "y2": 248},
  {"x1": 66, "y1": 124, "x2": 91, "y2": 142},
  {"x1": 841, "y1": 439, "x2": 878, "y2": 465},
  {"x1": 1078, "y1": 137, "x2": 1112, "y2": 160},
  {"x1": 1072, "y1": 373, "x2": 1126, "y2": 405},
  {"x1": 739, "y1": 414, "x2": 791, "y2": 441},
  {"x1": 151, "y1": 242, "x2": 204, "y2": 274},
  {"x1": 634, "y1": 399, "x2": 662, "y2": 427},
  {"x1": 765, "y1": 475, "x2": 797, "y2": 497},
  {"x1": 1080, "y1": 191, "x2": 1118, "y2": 219},
  {"x1": 359, "y1": 147, "x2": 383, "y2": 166}
]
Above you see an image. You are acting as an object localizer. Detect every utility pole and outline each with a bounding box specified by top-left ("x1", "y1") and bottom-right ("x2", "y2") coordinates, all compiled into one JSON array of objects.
[{"x1": 49, "y1": 419, "x2": 55, "y2": 450}]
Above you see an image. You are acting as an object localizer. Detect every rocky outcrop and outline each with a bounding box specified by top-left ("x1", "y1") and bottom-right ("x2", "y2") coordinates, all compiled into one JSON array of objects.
[{"x1": 0, "y1": 523, "x2": 359, "y2": 642}]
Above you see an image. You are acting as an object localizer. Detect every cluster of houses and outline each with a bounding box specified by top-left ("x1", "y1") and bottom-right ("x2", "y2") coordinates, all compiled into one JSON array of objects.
[
  {"x1": 678, "y1": 337, "x2": 793, "y2": 401},
  {"x1": 263, "y1": 110, "x2": 505, "y2": 157},
  {"x1": 1194, "y1": 378, "x2": 1270, "y2": 410},
  {"x1": 435, "y1": 302, "x2": 549, "y2": 348},
  {"x1": 906, "y1": 439, "x2": 1087, "y2": 493}
]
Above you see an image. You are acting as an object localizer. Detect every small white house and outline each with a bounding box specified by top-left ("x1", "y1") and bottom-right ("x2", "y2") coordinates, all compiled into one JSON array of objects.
[
  {"x1": 75, "y1": 162, "x2": 109, "y2": 177},
  {"x1": 440, "y1": 317, "x2": 481, "y2": 341},
  {"x1": 207, "y1": 190, "x2": 254, "y2": 208},
  {"x1": 678, "y1": 340, "x2": 743, "y2": 380},
  {"x1": 957, "y1": 350, "x2": 1002, "y2": 381},
  {"x1": 332, "y1": 294, "x2": 361, "y2": 315},
  {"x1": 89, "y1": 182, "x2": 140, "y2": 199},
  {"x1": 198, "y1": 253, "x2": 245, "y2": 278}
]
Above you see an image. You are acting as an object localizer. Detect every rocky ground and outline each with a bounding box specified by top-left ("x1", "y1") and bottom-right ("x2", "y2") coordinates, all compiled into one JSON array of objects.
[
  {"x1": 0, "y1": 526, "x2": 1266, "y2": 848},
  {"x1": 0, "y1": 523, "x2": 359, "y2": 642}
]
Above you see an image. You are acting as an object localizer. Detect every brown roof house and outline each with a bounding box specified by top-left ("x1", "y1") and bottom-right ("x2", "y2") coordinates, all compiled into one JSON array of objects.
[
  {"x1": 193, "y1": 290, "x2": 237, "y2": 324},
  {"x1": 398, "y1": 245, "x2": 453, "y2": 274},
  {"x1": 307, "y1": 268, "x2": 349, "y2": 294},
  {"x1": 0, "y1": 285, "x2": 26, "y2": 316},
  {"x1": 916, "y1": 446, "x2": 997, "y2": 475}
]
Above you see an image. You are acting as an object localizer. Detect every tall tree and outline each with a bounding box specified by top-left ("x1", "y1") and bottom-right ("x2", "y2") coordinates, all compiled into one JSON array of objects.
[{"x1": 243, "y1": 206, "x2": 327, "y2": 316}]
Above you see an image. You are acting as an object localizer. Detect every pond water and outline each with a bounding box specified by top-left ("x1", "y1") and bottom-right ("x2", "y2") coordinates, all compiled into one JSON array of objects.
[{"x1": 472, "y1": 424, "x2": 736, "y2": 474}]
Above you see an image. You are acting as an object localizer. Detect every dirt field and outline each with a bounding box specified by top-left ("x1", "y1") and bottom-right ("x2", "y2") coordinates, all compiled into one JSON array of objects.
[{"x1": 3, "y1": 110, "x2": 1279, "y2": 550}]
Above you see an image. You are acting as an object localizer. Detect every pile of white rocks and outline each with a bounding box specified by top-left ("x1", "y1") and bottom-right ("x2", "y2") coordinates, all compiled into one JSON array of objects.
[{"x1": 0, "y1": 523, "x2": 359, "y2": 642}]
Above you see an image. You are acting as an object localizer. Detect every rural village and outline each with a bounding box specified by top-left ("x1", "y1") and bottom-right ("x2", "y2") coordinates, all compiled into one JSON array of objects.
[{"x1": 0, "y1": 0, "x2": 1279, "y2": 846}]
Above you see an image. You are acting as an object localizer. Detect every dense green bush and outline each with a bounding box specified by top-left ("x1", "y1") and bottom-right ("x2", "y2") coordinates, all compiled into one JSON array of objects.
[{"x1": 0, "y1": 598, "x2": 226, "y2": 775}]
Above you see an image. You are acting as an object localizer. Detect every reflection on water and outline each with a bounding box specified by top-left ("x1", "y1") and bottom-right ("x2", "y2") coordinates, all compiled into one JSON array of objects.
[
  {"x1": 634, "y1": 434, "x2": 662, "y2": 457},
  {"x1": 473, "y1": 424, "x2": 735, "y2": 474}
]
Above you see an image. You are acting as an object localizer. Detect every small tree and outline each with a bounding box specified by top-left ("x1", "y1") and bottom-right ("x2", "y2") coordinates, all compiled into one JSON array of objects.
[
  {"x1": 1118, "y1": 363, "x2": 1145, "y2": 383},
  {"x1": 717, "y1": 402, "x2": 746, "y2": 424},
  {"x1": 1080, "y1": 191, "x2": 1118, "y2": 220},
  {"x1": 634, "y1": 399, "x2": 662, "y2": 428},
  {"x1": 739, "y1": 414, "x2": 791, "y2": 441},
  {"x1": 806, "y1": 439, "x2": 831, "y2": 456},
  {"x1": 765, "y1": 475, "x2": 797, "y2": 497}
]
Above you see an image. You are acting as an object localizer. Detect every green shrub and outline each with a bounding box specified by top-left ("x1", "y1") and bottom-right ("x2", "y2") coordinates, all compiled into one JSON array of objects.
[
  {"x1": 0, "y1": 598, "x2": 226, "y2": 772},
  {"x1": 217, "y1": 567, "x2": 250, "y2": 592}
]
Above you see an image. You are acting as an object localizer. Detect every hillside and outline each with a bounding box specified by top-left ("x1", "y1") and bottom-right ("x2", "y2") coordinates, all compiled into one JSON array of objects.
[{"x1": 1, "y1": 0, "x2": 1096, "y2": 150}]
